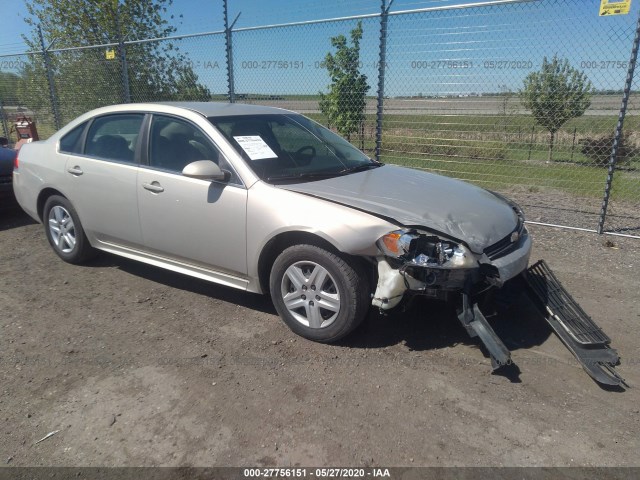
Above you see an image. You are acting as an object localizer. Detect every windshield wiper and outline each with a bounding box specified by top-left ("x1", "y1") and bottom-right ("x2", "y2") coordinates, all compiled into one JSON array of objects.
[
  {"x1": 338, "y1": 162, "x2": 383, "y2": 174},
  {"x1": 267, "y1": 163, "x2": 383, "y2": 182},
  {"x1": 266, "y1": 171, "x2": 344, "y2": 182}
]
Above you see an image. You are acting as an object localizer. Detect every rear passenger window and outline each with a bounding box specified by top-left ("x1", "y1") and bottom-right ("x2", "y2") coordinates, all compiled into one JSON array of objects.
[
  {"x1": 59, "y1": 122, "x2": 87, "y2": 154},
  {"x1": 85, "y1": 114, "x2": 143, "y2": 163}
]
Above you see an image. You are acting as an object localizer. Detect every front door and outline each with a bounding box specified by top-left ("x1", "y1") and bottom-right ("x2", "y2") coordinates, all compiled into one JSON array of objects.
[{"x1": 136, "y1": 114, "x2": 247, "y2": 279}]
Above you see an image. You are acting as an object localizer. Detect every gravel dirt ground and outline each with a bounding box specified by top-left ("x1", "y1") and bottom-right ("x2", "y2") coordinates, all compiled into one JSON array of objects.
[{"x1": 1, "y1": 206, "x2": 639, "y2": 467}]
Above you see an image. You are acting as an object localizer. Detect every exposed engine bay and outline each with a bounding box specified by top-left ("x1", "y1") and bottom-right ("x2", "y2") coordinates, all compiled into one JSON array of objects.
[{"x1": 372, "y1": 229, "x2": 491, "y2": 310}]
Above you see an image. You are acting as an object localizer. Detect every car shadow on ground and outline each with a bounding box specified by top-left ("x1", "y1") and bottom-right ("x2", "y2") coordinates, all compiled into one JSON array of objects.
[
  {"x1": 0, "y1": 206, "x2": 36, "y2": 232},
  {"x1": 350, "y1": 292, "x2": 551, "y2": 351},
  {"x1": 345, "y1": 290, "x2": 553, "y2": 383},
  {"x1": 89, "y1": 253, "x2": 277, "y2": 315},
  {"x1": 87, "y1": 251, "x2": 553, "y2": 383}
]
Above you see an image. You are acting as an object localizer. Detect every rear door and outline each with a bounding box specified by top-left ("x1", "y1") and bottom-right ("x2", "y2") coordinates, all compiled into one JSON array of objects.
[
  {"x1": 136, "y1": 114, "x2": 247, "y2": 278},
  {"x1": 63, "y1": 113, "x2": 145, "y2": 248}
]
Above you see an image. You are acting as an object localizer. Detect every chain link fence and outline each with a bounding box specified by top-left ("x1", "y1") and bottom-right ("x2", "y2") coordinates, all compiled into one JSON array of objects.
[
  {"x1": 231, "y1": 17, "x2": 382, "y2": 155},
  {"x1": 0, "y1": 51, "x2": 58, "y2": 139},
  {"x1": 601, "y1": 11, "x2": 640, "y2": 235},
  {"x1": 383, "y1": 0, "x2": 635, "y2": 234},
  {"x1": 0, "y1": 0, "x2": 638, "y2": 237}
]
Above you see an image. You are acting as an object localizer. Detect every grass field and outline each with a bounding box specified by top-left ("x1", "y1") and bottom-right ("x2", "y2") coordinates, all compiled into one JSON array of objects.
[{"x1": 303, "y1": 111, "x2": 640, "y2": 203}]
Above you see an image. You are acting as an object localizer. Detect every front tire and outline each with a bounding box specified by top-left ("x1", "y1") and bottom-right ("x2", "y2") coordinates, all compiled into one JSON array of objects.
[
  {"x1": 43, "y1": 195, "x2": 96, "y2": 264},
  {"x1": 269, "y1": 244, "x2": 370, "y2": 342}
]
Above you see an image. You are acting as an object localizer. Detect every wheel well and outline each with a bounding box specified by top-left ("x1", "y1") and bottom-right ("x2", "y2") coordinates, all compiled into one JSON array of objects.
[
  {"x1": 257, "y1": 231, "x2": 373, "y2": 294},
  {"x1": 37, "y1": 188, "x2": 65, "y2": 221}
]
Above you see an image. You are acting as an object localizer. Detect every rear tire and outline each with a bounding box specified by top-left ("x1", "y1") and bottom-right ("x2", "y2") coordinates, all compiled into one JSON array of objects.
[
  {"x1": 43, "y1": 195, "x2": 96, "y2": 264},
  {"x1": 269, "y1": 244, "x2": 370, "y2": 343}
]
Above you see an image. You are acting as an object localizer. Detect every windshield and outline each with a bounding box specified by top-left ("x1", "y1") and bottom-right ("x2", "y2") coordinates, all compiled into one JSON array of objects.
[{"x1": 208, "y1": 114, "x2": 379, "y2": 183}]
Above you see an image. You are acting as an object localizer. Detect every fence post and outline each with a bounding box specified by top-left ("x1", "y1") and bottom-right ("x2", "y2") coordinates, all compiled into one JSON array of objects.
[
  {"x1": 597, "y1": 10, "x2": 640, "y2": 234},
  {"x1": 0, "y1": 97, "x2": 9, "y2": 141},
  {"x1": 116, "y1": 5, "x2": 131, "y2": 104},
  {"x1": 374, "y1": 0, "x2": 392, "y2": 162},
  {"x1": 224, "y1": 0, "x2": 241, "y2": 104},
  {"x1": 38, "y1": 25, "x2": 61, "y2": 131},
  {"x1": 527, "y1": 126, "x2": 535, "y2": 160},
  {"x1": 570, "y1": 126, "x2": 577, "y2": 161}
]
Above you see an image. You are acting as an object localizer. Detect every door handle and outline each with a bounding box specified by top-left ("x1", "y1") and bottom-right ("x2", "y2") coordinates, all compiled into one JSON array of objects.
[
  {"x1": 142, "y1": 181, "x2": 164, "y2": 193},
  {"x1": 67, "y1": 166, "x2": 83, "y2": 176}
]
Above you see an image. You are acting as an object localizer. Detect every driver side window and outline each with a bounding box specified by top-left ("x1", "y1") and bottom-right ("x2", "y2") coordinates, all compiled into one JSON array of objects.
[{"x1": 149, "y1": 115, "x2": 220, "y2": 173}]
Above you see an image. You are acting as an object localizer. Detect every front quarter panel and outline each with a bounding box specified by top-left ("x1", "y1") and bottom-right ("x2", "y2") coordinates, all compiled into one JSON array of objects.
[{"x1": 246, "y1": 181, "x2": 399, "y2": 288}]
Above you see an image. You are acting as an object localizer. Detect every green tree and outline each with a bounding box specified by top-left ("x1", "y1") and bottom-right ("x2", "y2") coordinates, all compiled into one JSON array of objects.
[
  {"x1": 0, "y1": 72, "x2": 22, "y2": 106},
  {"x1": 319, "y1": 21, "x2": 370, "y2": 143},
  {"x1": 172, "y1": 66, "x2": 213, "y2": 101},
  {"x1": 522, "y1": 55, "x2": 593, "y2": 161},
  {"x1": 20, "y1": 0, "x2": 211, "y2": 125}
]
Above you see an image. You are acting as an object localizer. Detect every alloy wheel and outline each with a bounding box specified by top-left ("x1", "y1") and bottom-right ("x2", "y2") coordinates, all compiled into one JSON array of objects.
[
  {"x1": 48, "y1": 205, "x2": 77, "y2": 254},
  {"x1": 280, "y1": 260, "x2": 341, "y2": 328}
]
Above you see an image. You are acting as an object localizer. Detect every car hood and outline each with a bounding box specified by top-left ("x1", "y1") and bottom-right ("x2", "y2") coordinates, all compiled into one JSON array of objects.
[{"x1": 278, "y1": 165, "x2": 518, "y2": 253}]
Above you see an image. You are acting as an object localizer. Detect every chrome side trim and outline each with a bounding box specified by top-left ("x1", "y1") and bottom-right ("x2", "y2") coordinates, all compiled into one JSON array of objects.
[{"x1": 96, "y1": 240, "x2": 250, "y2": 291}]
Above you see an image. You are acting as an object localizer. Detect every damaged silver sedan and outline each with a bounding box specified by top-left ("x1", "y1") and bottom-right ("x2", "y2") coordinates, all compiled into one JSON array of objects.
[
  {"x1": 17, "y1": 102, "x2": 627, "y2": 387},
  {"x1": 14, "y1": 102, "x2": 531, "y2": 343}
]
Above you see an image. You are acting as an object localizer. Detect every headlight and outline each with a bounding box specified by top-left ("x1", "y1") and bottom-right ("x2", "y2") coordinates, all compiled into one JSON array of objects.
[
  {"x1": 377, "y1": 229, "x2": 417, "y2": 257},
  {"x1": 376, "y1": 229, "x2": 476, "y2": 269}
]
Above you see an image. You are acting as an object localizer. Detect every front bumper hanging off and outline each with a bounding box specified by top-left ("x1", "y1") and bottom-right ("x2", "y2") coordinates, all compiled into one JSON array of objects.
[
  {"x1": 457, "y1": 259, "x2": 626, "y2": 388},
  {"x1": 525, "y1": 260, "x2": 626, "y2": 388}
]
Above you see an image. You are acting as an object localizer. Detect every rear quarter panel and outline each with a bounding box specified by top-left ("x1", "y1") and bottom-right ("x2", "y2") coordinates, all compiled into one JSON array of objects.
[{"x1": 14, "y1": 140, "x2": 70, "y2": 221}]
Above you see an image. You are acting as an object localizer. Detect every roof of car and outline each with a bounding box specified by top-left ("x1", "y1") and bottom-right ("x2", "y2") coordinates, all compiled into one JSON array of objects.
[
  {"x1": 53, "y1": 102, "x2": 296, "y2": 138},
  {"x1": 155, "y1": 101, "x2": 291, "y2": 117}
]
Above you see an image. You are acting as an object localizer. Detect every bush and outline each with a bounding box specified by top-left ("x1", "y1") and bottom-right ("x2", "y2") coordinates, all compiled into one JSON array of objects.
[{"x1": 579, "y1": 133, "x2": 639, "y2": 167}]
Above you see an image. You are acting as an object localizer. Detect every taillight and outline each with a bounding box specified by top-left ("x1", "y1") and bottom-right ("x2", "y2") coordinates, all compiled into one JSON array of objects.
[{"x1": 13, "y1": 152, "x2": 18, "y2": 170}]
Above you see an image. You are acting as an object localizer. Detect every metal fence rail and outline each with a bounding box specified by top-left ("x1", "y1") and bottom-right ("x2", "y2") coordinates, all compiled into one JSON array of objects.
[{"x1": 0, "y1": 0, "x2": 639, "y2": 237}]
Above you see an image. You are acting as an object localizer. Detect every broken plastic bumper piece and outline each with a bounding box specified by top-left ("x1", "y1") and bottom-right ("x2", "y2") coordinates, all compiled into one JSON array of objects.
[
  {"x1": 524, "y1": 260, "x2": 626, "y2": 388},
  {"x1": 457, "y1": 292, "x2": 511, "y2": 369},
  {"x1": 453, "y1": 260, "x2": 625, "y2": 387}
]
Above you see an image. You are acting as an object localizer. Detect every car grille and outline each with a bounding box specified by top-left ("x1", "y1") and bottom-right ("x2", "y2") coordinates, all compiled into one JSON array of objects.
[{"x1": 484, "y1": 216, "x2": 525, "y2": 260}]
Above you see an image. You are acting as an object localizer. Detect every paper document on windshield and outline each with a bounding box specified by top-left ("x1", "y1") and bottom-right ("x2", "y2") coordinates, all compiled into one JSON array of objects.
[{"x1": 233, "y1": 135, "x2": 278, "y2": 160}]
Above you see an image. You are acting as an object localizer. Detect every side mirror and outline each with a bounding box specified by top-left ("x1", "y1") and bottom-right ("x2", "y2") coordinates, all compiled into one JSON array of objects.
[{"x1": 182, "y1": 160, "x2": 228, "y2": 182}]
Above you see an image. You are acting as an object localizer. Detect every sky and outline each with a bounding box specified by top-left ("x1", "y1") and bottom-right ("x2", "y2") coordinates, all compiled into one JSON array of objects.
[
  {"x1": 0, "y1": 0, "x2": 639, "y2": 97},
  {"x1": 0, "y1": 0, "x2": 491, "y2": 49}
]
